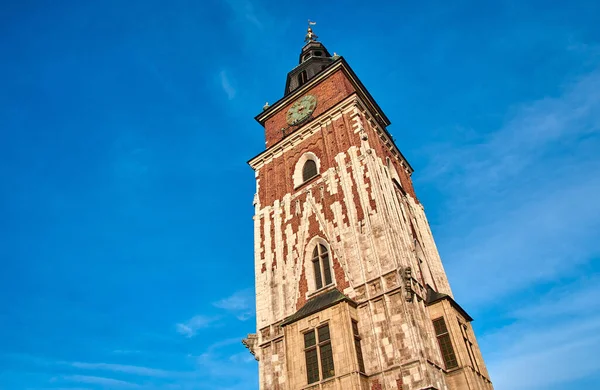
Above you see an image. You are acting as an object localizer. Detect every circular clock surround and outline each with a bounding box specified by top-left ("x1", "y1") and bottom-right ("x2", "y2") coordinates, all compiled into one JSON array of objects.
[{"x1": 286, "y1": 94, "x2": 317, "y2": 126}]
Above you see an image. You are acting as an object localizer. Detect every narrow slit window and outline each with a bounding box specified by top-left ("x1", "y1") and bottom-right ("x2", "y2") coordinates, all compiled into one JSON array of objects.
[
  {"x1": 458, "y1": 319, "x2": 480, "y2": 372},
  {"x1": 352, "y1": 320, "x2": 365, "y2": 373}
]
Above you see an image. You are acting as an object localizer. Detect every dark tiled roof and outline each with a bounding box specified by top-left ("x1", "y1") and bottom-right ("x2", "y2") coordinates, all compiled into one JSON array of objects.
[
  {"x1": 426, "y1": 286, "x2": 449, "y2": 304},
  {"x1": 281, "y1": 288, "x2": 356, "y2": 327},
  {"x1": 425, "y1": 286, "x2": 473, "y2": 322}
]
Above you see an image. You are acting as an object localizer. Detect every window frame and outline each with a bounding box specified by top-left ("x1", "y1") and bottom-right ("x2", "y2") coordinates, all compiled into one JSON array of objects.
[
  {"x1": 458, "y1": 318, "x2": 480, "y2": 373},
  {"x1": 293, "y1": 152, "x2": 321, "y2": 189},
  {"x1": 352, "y1": 320, "x2": 366, "y2": 373},
  {"x1": 303, "y1": 323, "x2": 335, "y2": 384},
  {"x1": 432, "y1": 317, "x2": 459, "y2": 370},
  {"x1": 311, "y1": 244, "x2": 332, "y2": 290},
  {"x1": 302, "y1": 159, "x2": 318, "y2": 183}
]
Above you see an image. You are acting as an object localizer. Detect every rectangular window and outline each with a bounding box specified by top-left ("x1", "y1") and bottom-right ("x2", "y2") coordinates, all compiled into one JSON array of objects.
[
  {"x1": 433, "y1": 317, "x2": 458, "y2": 370},
  {"x1": 320, "y1": 342, "x2": 335, "y2": 379},
  {"x1": 352, "y1": 320, "x2": 365, "y2": 373},
  {"x1": 304, "y1": 324, "x2": 335, "y2": 384},
  {"x1": 458, "y1": 319, "x2": 480, "y2": 372},
  {"x1": 304, "y1": 330, "x2": 319, "y2": 383}
]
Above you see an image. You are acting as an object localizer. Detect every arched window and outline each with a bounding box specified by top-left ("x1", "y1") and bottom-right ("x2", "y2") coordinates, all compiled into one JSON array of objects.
[
  {"x1": 293, "y1": 152, "x2": 320, "y2": 188},
  {"x1": 312, "y1": 244, "x2": 332, "y2": 289},
  {"x1": 302, "y1": 159, "x2": 318, "y2": 182},
  {"x1": 297, "y1": 70, "x2": 308, "y2": 87}
]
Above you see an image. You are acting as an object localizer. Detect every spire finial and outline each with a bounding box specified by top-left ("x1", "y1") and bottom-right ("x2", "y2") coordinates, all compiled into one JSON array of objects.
[{"x1": 305, "y1": 20, "x2": 318, "y2": 43}]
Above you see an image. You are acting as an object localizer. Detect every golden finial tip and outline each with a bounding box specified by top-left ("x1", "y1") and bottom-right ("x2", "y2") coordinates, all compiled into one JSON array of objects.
[{"x1": 305, "y1": 20, "x2": 318, "y2": 43}]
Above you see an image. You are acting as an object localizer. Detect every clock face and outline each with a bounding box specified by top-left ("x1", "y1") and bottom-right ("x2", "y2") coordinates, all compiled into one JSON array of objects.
[{"x1": 286, "y1": 94, "x2": 317, "y2": 126}]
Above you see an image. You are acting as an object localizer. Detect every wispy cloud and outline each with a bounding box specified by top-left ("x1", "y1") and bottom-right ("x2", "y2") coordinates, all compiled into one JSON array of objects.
[
  {"x1": 31, "y1": 387, "x2": 92, "y2": 390},
  {"x1": 213, "y1": 288, "x2": 254, "y2": 320},
  {"x1": 193, "y1": 338, "x2": 256, "y2": 381},
  {"x1": 481, "y1": 282, "x2": 600, "y2": 389},
  {"x1": 224, "y1": 0, "x2": 263, "y2": 30},
  {"x1": 509, "y1": 275, "x2": 600, "y2": 320},
  {"x1": 70, "y1": 362, "x2": 173, "y2": 378},
  {"x1": 219, "y1": 70, "x2": 236, "y2": 100},
  {"x1": 411, "y1": 36, "x2": 600, "y2": 387},
  {"x1": 419, "y1": 66, "x2": 600, "y2": 306},
  {"x1": 57, "y1": 375, "x2": 140, "y2": 388},
  {"x1": 175, "y1": 315, "x2": 218, "y2": 338},
  {"x1": 112, "y1": 350, "x2": 142, "y2": 355},
  {"x1": 487, "y1": 321, "x2": 600, "y2": 389}
]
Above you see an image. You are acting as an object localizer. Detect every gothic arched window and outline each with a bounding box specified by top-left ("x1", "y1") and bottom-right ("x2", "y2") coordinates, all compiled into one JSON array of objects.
[
  {"x1": 302, "y1": 159, "x2": 318, "y2": 182},
  {"x1": 312, "y1": 244, "x2": 332, "y2": 289},
  {"x1": 294, "y1": 152, "x2": 320, "y2": 188}
]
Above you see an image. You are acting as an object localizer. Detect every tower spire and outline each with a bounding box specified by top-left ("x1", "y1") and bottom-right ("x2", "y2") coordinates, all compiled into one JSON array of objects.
[{"x1": 305, "y1": 20, "x2": 318, "y2": 43}]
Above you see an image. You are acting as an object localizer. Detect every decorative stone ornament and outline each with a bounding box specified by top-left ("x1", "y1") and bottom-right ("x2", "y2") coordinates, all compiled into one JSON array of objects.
[{"x1": 305, "y1": 20, "x2": 318, "y2": 43}]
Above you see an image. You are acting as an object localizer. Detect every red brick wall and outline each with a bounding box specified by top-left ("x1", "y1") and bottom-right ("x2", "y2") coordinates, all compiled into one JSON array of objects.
[
  {"x1": 263, "y1": 70, "x2": 355, "y2": 147},
  {"x1": 371, "y1": 379, "x2": 382, "y2": 390},
  {"x1": 256, "y1": 67, "x2": 417, "y2": 309},
  {"x1": 257, "y1": 111, "x2": 362, "y2": 208}
]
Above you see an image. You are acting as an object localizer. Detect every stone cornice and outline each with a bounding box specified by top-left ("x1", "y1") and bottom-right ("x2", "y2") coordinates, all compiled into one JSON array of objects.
[
  {"x1": 249, "y1": 93, "x2": 414, "y2": 176},
  {"x1": 248, "y1": 94, "x2": 360, "y2": 170}
]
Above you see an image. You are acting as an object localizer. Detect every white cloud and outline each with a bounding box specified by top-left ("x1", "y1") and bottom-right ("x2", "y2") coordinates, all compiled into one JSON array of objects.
[
  {"x1": 488, "y1": 325, "x2": 600, "y2": 389},
  {"x1": 175, "y1": 315, "x2": 218, "y2": 338},
  {"x1": 509, "y1": 275, "x2": 600, "y2": 320},
  {"x1": 213, "y1": 288, "x2": 254, "y2": 321},
  {"x1": 112, "y1": 349, "x2": 142, "y2": 355},
  {"x1": 223, "y1": 0, "x2": 265, "y2": 31},
  {"x1": 192, "y1": 338, "x2": 257, "y2": 382},
  {"x1": 419, "y1": 67, "x2": 600, "y2": 306},
  {"x1": 58, "y1": 375, "x2": 140, "y2": 388},
  {"x1": 481, "y1": 289, "x2": 600, "y2": 390},
  {"x1": 70, "y1": 362, "x2": 172, "y2": 378},
  {"x1": 416, "y1": 58, "x2": 600, "y2": 389},
  {"x1": 219, "y1": 70, "x2": 236, "y2": 100}
]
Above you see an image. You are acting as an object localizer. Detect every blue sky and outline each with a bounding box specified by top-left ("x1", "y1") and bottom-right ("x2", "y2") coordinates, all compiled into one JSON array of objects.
[{"x1": 0, "y1": 1, "x2": 599, "y2": 389}]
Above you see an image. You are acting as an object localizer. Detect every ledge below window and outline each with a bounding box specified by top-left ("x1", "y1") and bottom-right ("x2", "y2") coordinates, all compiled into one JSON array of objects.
[
  {"x1": 307, "y1": 283, "x2": 336, "y2": 299},
  {"x1": 294, "y1": 173, "x2": 321, "y2": 191}
]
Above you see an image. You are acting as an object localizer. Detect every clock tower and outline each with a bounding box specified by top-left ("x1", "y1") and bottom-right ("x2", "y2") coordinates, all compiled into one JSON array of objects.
[{"x1": 244, "y1": 25, "x2": 494, "y2": 390}]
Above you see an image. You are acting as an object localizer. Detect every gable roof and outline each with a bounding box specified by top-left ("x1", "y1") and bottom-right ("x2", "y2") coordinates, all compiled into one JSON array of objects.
[
  {"x1": 425, "y1": 286, "x2": 474, "y2": 322},
  {"x1": 281, "y1": 288, "x2": 356, "y2": 327}
]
